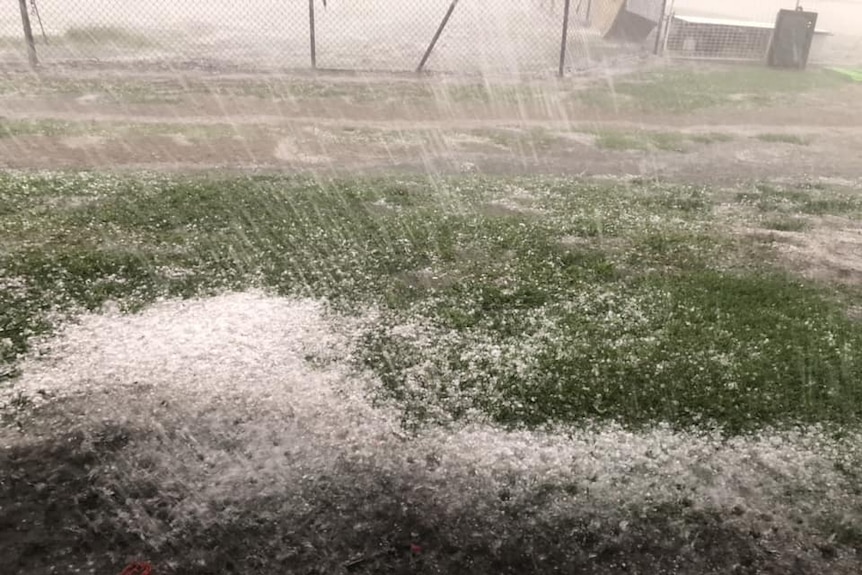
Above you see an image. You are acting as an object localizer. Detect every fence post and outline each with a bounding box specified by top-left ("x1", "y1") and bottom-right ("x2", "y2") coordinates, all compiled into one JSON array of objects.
[
  {"x1": 654, "y1": 0, "x2": 669, "y2": 55},
  {"x1": 17, "y1": 0, "x2": 38, "y2": 68},
  {"x1": 308, "y1": 0, "x2": 317, "y2": 69},
  {"x1": 558, "y1": 0, "x2": 571, "y2": 77},
  {"x1": 417, "y1": 0, "x2": 460, "y2": 73},
  {"x1": 662, "y1": 1, "x2": 676, "y2": 56}
]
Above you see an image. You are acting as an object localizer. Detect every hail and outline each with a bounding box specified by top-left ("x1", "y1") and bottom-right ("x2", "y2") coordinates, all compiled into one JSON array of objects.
[{"x1": 3, "y1": 291, "x2": 859, "y2": 529}]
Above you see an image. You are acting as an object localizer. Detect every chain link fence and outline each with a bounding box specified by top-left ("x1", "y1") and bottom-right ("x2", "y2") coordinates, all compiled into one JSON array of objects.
[
  {"x1": 0, "y1": 0, "x2": 652, "y2": 75},
  {"x1": 2, "y1": 1, "x2": 860, "y2": 75}
]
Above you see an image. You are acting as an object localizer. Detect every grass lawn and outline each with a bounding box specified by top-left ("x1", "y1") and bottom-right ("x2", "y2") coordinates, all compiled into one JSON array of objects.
[
  {"x1": 1, "y1": 33, "x2": 862, "y2": 575},
  {"x1": 581, "y1": 65, "x2": 854, "y2": 113},
  {"x1": 592, "y1": 130, "x2": 733, "y2": 152},
  {"x1": 0, "y1": 64, "x2": 853, "y2": 114},
  {"x1": 2, "y1": 172, "x2": 861, "y2": 434},
  {"x1": 755, "y1": 133, "x2": 812, "y2": 145},
  {"x1": 3, "y1": 171, "x2": 862, "y2": 575}
]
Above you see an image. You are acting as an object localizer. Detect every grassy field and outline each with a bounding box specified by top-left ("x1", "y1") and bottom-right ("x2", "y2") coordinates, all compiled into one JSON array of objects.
[
  {"x1": 1, "y1": 63, "x2": 862, "y2": 574},
  {"x1": 3, "y1": 172, "x2": 861, "y2": 434},
  {"x1": 581, "y1": 65, "x2": 855, "y2": 113},
  {"x1": 0, "y1": 62, "x2": 853, "y2": 110}
]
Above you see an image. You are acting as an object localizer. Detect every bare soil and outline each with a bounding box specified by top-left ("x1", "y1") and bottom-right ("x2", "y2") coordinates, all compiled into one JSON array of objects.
[{"x1": 742, "y1": 216, "x2": 862, "y2": 286}]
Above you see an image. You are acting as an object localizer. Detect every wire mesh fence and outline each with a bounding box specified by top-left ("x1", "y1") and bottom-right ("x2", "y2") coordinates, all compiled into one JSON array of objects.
[
  {"x1": 665, "y1": 0, "x2": 862, "y2": 65},
  {"x1": 3, "y1": 1, "x2": 857, "y2": 75},
  {"x1": 0, "y1": 0, "x2": 650, "y2": 75}
]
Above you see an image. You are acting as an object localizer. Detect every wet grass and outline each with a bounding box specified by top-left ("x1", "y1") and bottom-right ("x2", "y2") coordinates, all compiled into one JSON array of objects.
[
  {"x1": 689, "y1": 132, "x2": 735, "y2": 144},
  {"x1": 1, "y1": 173, "x2": 861, "y2": 434},
  {"x1": 5, "y1": 409, "x2": 842, "y2": 575},
  {"x1": 0, "y1": 74, "x2": 182, "y2": 103},
  {"x1": 0, "y1": 63, "x2": 851, "y2": 117},
  {"x1": 736, "y1": 182, "x2": 862, "y2": 216},
  {"x1": 761, "y1": 215, "x2": 810, "y2": 232},
  {"x1": 0, "y1": 119, "x2": 75, "y2": 139},
  {"x1": 0, "y1": 73, "x2": 461, "y2": 104},
  {"x1": 594, "y1": 131, "x2": 731, "y2": 152},
  {"x1": 755, "y1": 133, "x2": 812, "y2": 145},
  {"x1": 0, "y1": 118, "x2": 117, "y2": 139},
  {"x1": 0, "y1": 73, "x2": 544, "y2": 106},
  {"x1": 581, "y1": 65, "x2": 853, "y2": 113},
  {"x1": 0, "y1": 118, "x2": 255, "y2": 141}
]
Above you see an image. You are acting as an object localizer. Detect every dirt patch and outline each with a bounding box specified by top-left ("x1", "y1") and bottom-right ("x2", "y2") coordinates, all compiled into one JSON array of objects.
[
  {"x1": 756, "y1": 217, "x2": 862, "y2": 285},
  {"x1": 74, "y1": 93, "x2": 105, "y2": 106},
  {"x1": 61, "y1": 134, "x2": 107, "y2": 150},
  {"x1": 273, "y1": 136, "x2": 330, "y2": 165},
  {"x1": 481, "y1": 197, "x2": 545, "y2": 218},
  {"x1": 167, "y1": 133, "x2": 193, "y2": 147},
  {"x1": 442, "y1": 132, "x2": 510, "y2": 151}
]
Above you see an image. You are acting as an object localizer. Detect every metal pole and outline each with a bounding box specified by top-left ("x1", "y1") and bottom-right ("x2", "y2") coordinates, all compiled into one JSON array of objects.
[
  {"x1": 662, "y1": 0, "x2": 676, "y2": 55},
  {"x1": 31, "y1": 0, "x2": 49, "y2": 45},
  {"x1": 654, "y1": 0, "x2": 669, "y2": 55},
  {"x1": 417, "y1": 0, "x2": 459, "y2": 73},
  {"x1": 558, "y1": 0, "x2": 571, "y2": 77},
  {"x1": 18, "y1": 0, "x2": 38, "y2": 68},
  {"x1": 308, "y1": 0, "x2": 317, "y2": 69}
]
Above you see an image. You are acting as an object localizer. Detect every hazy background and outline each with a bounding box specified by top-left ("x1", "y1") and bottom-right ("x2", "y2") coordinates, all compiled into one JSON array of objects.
[{"x1": 0, "y1": 1, "x2": 860, "y2": 71}]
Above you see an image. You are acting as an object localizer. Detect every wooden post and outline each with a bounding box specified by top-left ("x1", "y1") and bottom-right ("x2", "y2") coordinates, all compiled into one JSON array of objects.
[
  {"x1": 18, "y1": 0, "x2": 38, "y2": 68},
  {"x1": 558, "y1": 0, "x2": 571, "y2": 77},
  {"x1": 308, "y1": 0, "x2": 317, "y2": 69}
]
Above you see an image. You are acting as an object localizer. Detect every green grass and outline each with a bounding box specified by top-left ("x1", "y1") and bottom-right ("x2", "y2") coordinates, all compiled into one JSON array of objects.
[
  {"x1": 0, "y1": 63, "x2": 849, "y2": 113},
  {"x1": 581, "y1": 66, "x2": 853, "y2": 113},
  {"x1": 2, "y1": 173, "x2": 861, "y2": 434},
  {"x1": 755, "y1": 133, "x2": 811, "y2": 145},
  {"x1": 0, "y1": 75, "x2": 181, "y2": 103},
  {"x1": 0, "y1": 119, "x2": 102, "y2": 139},
  {"x1": 594, "y1": 131, "x2": 731, "y2": 152},
  {"x1": 689, "y1": 132, "x2": 735, "y2": 144},
  {"x1": 0, "y1": 119, "x2": 67, "y2": 139},
  {"x1": 0, "y1": 118, "x2": 253, "y2": 141},
  {"x1": 595, "y1": 132, "x2": 651, "y2": 151},
  {"x1": 761, "y1": 215, "x2": 809, "y2": 232},
  {"x1": 0, "y1": 73, "x2": 438, "y2": 104},
  {"x1": 827, "y1": 67, "x2": 862, "y2": 82},
  {"x1": 736, "y1": 182, "x2": 862, "y2": 216}
]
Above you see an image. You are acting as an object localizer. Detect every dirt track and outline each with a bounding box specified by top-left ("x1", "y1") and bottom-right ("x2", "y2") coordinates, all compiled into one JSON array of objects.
[{"x1": 1, "y1": 67, "x2": 861, "y2": 184}]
